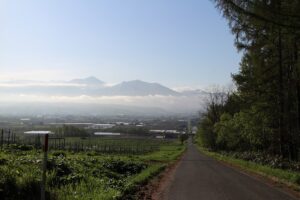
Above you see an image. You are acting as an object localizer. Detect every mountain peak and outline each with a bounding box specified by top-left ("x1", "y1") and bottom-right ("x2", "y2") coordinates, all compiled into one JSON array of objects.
[
  {"x1": 69, "y1": 76, "x2": 105, "y2": 85},
  {"x1": 121, "y1": 80, "x2": 146, "y2": 84},
  {"x1": 110, "y1": 80, "x2": 179, "y2": 96}
]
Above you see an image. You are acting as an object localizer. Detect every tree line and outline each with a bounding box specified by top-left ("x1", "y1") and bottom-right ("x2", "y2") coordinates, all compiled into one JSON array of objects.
[{"x1": 198, "y1": 0, "x2": 300, "y2": 161}]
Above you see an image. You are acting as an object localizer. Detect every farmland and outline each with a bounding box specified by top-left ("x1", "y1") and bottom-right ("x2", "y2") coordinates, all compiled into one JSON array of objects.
[{"x1": 0, "y1": 138, "x2": 185, "y2": 200}]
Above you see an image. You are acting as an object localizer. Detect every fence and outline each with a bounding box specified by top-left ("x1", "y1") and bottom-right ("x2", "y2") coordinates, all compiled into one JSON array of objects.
[
  {"x1": 0, "y1": 132, "x2": 162, "y2": 154},
  {"x1": 0, "y1": 129, "x2": 17, "y2": 149}
]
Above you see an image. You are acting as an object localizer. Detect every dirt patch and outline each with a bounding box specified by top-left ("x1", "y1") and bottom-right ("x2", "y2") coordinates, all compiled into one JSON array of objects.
[{"x1": 135, "y1": 152, "x2": 186, "y2": 200}]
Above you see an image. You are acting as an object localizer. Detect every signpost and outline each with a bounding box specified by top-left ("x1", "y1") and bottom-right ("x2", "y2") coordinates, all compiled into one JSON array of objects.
[{"x1": 24, "y1": 131, "x2": 53, "y2": 200}]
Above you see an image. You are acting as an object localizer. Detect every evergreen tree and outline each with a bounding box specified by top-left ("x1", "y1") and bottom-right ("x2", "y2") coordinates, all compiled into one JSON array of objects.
[{"x1": 198, "y1": 0, "x2": 300, "y2": 160}]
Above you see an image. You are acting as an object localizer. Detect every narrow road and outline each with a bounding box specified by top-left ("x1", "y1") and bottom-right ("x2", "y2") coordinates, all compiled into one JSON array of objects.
[{"x1": 165, "y1": 140, "x2": 298, "y2": 200}]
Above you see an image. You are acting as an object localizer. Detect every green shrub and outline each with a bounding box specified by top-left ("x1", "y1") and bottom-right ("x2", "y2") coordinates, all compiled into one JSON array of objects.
[
  {"x1": 18, "y1": 174, "x2": 41, "y2": 200},
  {"x1": 102, "y1": 159, "x2": 147, "y2": 176},
  {"x1": 0, "y1": 158, "x2": 7, "y2": 165},
  {"x1": 0, "y1": 168, "x2": 18, "y2": 199},
  {"x1": 52, "y1": 151, "x2": 66, "y2": 158},
  {"x1": 291, "y1": 174, "x2": 300, "y2": 185}
]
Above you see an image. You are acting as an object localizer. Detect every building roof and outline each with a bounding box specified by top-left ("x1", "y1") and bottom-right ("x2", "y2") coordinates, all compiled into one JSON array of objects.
[{"x1": 24, "y1": 131, "x2": 53, "y2": 135}]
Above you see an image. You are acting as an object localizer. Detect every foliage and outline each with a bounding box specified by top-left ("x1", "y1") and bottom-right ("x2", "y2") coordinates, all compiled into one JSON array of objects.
[
  {"x1": 214, "y1": 113, "x2": 241, "y2": 150},
  {"x1": 197, "y1": 0, "x2": 300, "y2": 161},
  {"x1": 179, "y1": 134, "x2": 188, "y2": 145},
  {"x1": 197, "y1": 116, "x2": 217, "y2": 150}
]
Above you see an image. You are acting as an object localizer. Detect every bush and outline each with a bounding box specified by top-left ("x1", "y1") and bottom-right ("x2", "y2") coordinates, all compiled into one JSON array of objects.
[
  {"x1": 0, "y1": 158, "x2": 7, "y2": 165},
  {"x1": 18, "y1": 175, "x2": 41, "y2": 200},
  {"x1": 0, "y1": 168, "x2": 18, "y2": 199},
  {"x1": 103, "y1": 160, "x2": 147, "y2": 176},
  {"x1": 52, "y1": 151, "x2": 66, "y2": 158},
  {"x1": 197, "y1": 116, "x2": 217, "y2": 150},
  {"x1": 9, "y1": 144, "x2": 34, "y2": 151},
  {"x1": 291, "y1": 174, "x2": 300, "y2": 185}
]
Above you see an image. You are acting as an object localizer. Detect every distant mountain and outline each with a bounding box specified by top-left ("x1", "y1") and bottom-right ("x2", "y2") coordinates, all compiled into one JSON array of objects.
[
  {"x1": 0, "y1": 77, "x2": 213, "y2": 98},
  {"x1": 0, "y1": 77, "x2": 182, "y2": 96},
  {"x1": 69, "y1": 76, "x2": 105, "y2": 86},
  {"x1": 0, "y1": 77, "x2": 209, "y2": 116},
  {"x1": 180, "y1": 89, "x2": 209, "y2": 96},
  {"x1": 108, "y1": 80, "x2": 180, "y2": 96}
]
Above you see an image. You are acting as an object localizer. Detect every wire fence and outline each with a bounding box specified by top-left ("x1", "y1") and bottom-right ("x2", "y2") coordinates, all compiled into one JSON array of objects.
[{"x1": 0, "y1": 129, "x2": 167, "y2": 154}]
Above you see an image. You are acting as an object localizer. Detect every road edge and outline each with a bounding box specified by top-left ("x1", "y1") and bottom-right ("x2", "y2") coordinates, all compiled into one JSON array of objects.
[
  {"x1": 196, "y1": 146, "x2": 300, "y2": 199},
  {"x1": 135, "y1": 150, "x2": 187, "y2": 200}
]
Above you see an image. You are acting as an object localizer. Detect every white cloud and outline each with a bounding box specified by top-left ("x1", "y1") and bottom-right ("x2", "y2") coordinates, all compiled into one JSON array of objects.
[
  {"x1": 0, "y1": 94, "x2": 205, "y2": 113},
  {"x1": 172, "y1": 85, "x2": 207, "y2": 92}
]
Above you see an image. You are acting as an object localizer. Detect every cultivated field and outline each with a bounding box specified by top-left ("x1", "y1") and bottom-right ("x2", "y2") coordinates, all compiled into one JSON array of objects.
[{"x1": 0, "y1": 138, "x2": 185, "y2": 200}]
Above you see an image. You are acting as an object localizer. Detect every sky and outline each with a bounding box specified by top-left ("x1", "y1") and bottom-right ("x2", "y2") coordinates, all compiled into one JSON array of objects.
[{"x1": 0, "y1": 0, "x2": 241, "y2": 89}]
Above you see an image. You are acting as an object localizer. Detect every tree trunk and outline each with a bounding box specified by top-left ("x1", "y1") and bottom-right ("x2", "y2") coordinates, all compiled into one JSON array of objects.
[{"x1": 278, "y1": 27, "x2": 285, "y2": 158}]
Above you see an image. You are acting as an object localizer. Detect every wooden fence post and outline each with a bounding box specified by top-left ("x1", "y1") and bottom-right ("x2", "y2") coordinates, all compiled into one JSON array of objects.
[
  {"x1": 7, "y1": 129, "x2": 11, "y2": 145},
  {"x1": 1, "y1": 129, "x2": 3, "y2": 149},
  {"x1": 41, "y1": 134, "x2": 49, "y2": 200}
]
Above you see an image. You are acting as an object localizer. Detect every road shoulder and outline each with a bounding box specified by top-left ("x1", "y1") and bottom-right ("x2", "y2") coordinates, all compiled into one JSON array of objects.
[
  {"x1": 197, "y1": 146, "x2": 300, "y2": 199},
  {"x1": 135, "y1": 151, "x2": 186, "y2": 200}
]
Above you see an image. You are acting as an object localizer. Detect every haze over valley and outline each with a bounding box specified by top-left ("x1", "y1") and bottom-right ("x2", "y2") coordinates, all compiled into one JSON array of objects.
[{"x1": 0, "y1": 76, "x2": 209, "y2": 116}]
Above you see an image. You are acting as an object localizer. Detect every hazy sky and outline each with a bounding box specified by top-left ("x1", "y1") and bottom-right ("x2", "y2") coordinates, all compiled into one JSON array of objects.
[{"x1": 0, "y1": 0, "x2": 240, "y2": 88}]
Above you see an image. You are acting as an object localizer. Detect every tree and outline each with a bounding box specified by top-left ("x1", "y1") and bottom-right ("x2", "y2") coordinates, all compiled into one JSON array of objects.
[{"x1": 209, "y1": 0, "x2": 300, "y2": 160}]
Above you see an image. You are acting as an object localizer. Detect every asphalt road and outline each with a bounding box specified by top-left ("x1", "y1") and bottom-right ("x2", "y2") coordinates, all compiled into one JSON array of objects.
[{"x1": 166, "y1": 140, "x2": 298, "y2": 200}]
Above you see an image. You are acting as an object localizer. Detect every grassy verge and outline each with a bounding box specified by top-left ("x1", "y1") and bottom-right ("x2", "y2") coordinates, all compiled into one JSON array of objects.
[
  {"x1": 140, "y1": 142, "x2": 186, "y2": 162},
  {"x1": 197, "y1": 147, "x2": 300, "y2": 191},
  {"x1": 119, "y1": 164, "x2": 165, "y2": 199}
]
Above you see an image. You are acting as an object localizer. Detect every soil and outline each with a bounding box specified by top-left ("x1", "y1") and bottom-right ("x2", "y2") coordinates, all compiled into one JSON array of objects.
[{"x1": 135, "y1": 152, "x2": 186, "y2": 200}]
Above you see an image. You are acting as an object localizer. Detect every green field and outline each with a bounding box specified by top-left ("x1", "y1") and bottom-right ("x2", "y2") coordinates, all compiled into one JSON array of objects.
[{"x1": 0, "y1": 139, "x2": 185, "y2": 200}]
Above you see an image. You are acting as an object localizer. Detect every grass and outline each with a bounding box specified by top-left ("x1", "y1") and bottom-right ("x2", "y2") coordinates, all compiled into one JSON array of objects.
[
  {"x1": 140, "y1": 142, "x2": 186, "y2": 162},
  {"x1": 197, "y1": 146, "x2": 300, "y2": 191},
  {"x1": 0, "y1": 139, "x2": 186, "y2": 200},
  {"x1": 120, "y1": 164, "x2": 165, "y2": 199}
]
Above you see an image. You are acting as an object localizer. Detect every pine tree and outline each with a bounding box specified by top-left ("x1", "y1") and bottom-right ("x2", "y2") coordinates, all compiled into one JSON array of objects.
[{"x1": 211, "y1": 0, "x2": 300, "y2": 160}]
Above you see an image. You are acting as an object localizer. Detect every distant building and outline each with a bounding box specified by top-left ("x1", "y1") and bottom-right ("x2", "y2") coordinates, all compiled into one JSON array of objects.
[
  {"x1": 48, "y1": 123, "x2": 116, "y2": 129},
  {"x1": 115, "y1": 122, "x2": 130, "y2": 126},
  {"x1": 88, "y1": 124, "x2": 115, "y2": 129},
  {"x1": 135, "y1": 122, "x2": 145, "y2": 127},
  {"x1": 149, "y1": 130, "x2": 183, "y2": 134},
  {"x1": 48, "y1": 122, "x2": 93, "y2": 127},
  {"x1": 20, "y1": 118, "x2": 31, "y2": 125},
  {"x1": 94, "y1": 132, "x2": 121, "y2": 136},
  {"x1": 191, "y1": 126, "x2": 198, "y2": 134}
]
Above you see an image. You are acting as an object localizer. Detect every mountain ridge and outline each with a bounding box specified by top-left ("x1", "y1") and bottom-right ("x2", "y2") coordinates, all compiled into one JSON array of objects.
[{"x1": 0, "y1": 77, "x2": 206, "y2": 97}]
